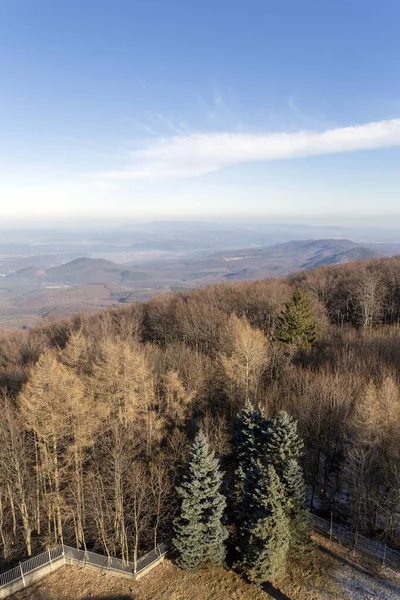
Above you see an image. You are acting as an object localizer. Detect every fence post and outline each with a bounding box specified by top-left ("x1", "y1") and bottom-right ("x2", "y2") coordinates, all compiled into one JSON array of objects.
[
  {"x1": 157, "y1": 544, "x2": 164, "y2": 564},
  {"x1": 382, "y1": 544, "x2": 387, "y2": 568},
  {"x1": 353, "y1": 531, "x2": 358, "y2": 553},
  {"x1": 19, "y1": 562, "x2": 26, "y2": 588},
  {"x1": 48, "y1": 548, "x2": 54, "y2": 571}
]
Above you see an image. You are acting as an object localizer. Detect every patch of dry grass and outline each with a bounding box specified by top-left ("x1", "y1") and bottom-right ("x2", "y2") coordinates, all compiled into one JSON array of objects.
[
  {"x1": 11, "y1": 560, "x2": 269, "y2": 600},
  {"x1": 276, "y1": 538, "x2": 340, "y2": 599}
]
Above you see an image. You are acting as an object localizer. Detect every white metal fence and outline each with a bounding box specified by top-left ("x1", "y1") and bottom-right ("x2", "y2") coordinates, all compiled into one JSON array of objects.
[
  {"x1": 62, "y1": 543, "x2": 168, "y2": 576},
  {"x1": 0, "y1": 542, "x2": 167, "y2": 596},
  {"x1": 311, "y1": 514, "x2": 400, "y2": 570},
  {"x1": 0, "y1": 546, "x2": 64, "y2": 589},
  {"x1": 1, "y1": 515, "x2": 399, "y2": 595}
]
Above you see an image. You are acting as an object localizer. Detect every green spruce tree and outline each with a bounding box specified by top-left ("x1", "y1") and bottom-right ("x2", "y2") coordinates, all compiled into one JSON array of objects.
[
  {"x1": 236, "y1": 462, "x2": 290, "y2": 584},
  {"x1": 172, "y1": 431, "x2": 227, "y2": 571},
  {"x1": 266, "y1": 412, "x2": 309, "y2": 547},
  {"x1": 231, "y1": 402, "x2": 267, "y2": 516},
  {"x1": 232, "y1": 401, "x2": 266, "y2": 472},
  {"x1": 275, "y1": 289, "x2": 319, "y2": 347},
  {"x1": 281, "y1": 459, "x2": 310, "y2": 548},
  {"x1": 265, "y1": 410, "x2": 304, "y2": 474}
]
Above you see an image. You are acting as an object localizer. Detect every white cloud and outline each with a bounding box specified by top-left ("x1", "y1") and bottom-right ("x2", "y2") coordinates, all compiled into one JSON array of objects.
[{"x1": 101, "y1": 118, "x2": 400, "y2": 180}]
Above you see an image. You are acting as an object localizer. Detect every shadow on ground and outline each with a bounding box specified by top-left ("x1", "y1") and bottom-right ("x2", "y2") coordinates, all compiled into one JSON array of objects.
[
  {"x1": 318, "y1": 544, "x2": 400, "y2": 596},
  {"x1": 262, "y1": 582, "x2": 290, "y2": 599},
  {"x1": 81, "y1": 596, "x2": 132, "y2": 600},
  {"x1": 28, "y1": 594, "x2": 133, "y2": 600}
]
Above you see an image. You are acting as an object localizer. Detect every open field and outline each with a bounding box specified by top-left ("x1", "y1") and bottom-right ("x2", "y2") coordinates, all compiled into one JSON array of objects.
[{"x1": 9, "y1": 535, "x2": 400, "y2": 600}]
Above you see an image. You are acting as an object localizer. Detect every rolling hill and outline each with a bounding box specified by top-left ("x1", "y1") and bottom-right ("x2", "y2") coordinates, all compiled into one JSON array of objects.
[
  {"x1": 170, "y1": 238, "x2": 390, "y2": 282},
  {"x1": 8, "y1": 258, "x2": 151, "y2": 285}
]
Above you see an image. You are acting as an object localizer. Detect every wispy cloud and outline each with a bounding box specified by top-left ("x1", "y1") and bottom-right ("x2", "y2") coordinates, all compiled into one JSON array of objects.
[
  {"x1": 101, "y1": 118, "x2": 400, "y2": 181},
  {"x1": 133, "y1": 72, "x2": 149, "y2": 92}
]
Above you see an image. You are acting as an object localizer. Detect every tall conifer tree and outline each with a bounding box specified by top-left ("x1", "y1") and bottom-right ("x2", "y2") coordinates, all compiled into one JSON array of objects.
[
  {"x1": 231, "y1": 402, "x2": 266, "y2": 516},
  {"x1": 172, "y1": 431, "x2": 227, "y2": 571},
  {"x1": 266, "y1": 412, "x2": 309, "y2": 547},
  {"x1": 281, "y1": 459, "x2": 310, "y2": 547},
  {"x1": 236, "y1": 462, "x2": 290, "y2": 584}
]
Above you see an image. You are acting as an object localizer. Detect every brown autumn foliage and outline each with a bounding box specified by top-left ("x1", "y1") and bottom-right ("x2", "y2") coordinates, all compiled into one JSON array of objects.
[{"x1": 1, "y1": 255, "x2": 400, "y2": 567}]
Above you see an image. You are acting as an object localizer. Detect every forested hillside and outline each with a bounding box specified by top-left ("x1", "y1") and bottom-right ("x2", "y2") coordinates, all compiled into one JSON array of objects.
[{"x1": 0, "y1": 255, "x2": 400, "y2": 572}]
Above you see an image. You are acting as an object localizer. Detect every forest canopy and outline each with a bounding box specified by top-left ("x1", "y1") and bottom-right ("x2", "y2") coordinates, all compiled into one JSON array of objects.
[{"x1": 0, "y1": 254, "x2": 400, "y2": 568}]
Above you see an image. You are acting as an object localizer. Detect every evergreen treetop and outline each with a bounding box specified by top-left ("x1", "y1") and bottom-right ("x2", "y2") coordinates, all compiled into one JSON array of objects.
[
  {"x1": 275, "y1": 289, "x2": 319, "y2": 347},
  {"x1": 265, "y1": 411, "x2": 304, "y2": 474},
  {"x1": 232, "y1": 401, "x2": 266, "y2": 470}
]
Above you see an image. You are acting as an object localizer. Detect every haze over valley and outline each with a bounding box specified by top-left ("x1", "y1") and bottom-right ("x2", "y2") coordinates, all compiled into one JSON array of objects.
[{"x1": 1, "y1": 221, "x2": 400, "y2": 327}]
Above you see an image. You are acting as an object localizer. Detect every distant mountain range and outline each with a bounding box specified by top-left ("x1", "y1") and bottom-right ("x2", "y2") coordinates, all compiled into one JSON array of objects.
[
  {"x1": 1, "y1": 237, "x2": 399, "y2": 328},
  {"x1": 133, "y1": 238, "x2": 397, "y2": 282},
  {"x1": 7, "y1": 238, "x2": 399, "y2": 286}
]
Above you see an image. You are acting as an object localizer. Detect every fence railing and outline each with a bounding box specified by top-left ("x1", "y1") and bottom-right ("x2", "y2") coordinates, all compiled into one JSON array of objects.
[
  {"x1": 62, "y1": 543, "x2": 168, "y2": 577},
  {"x1": 0, "y1": 546, "x2": 64, "y2": 589},
  {"x1": 1, "y1": 515, "x2": 399, "y2": 595},
  {"x1": 310, "y1": 514, "x2": 400, "y2": 570},
  {"x1": 0, "y1": 542, "x2": 168, "y2": 597}
]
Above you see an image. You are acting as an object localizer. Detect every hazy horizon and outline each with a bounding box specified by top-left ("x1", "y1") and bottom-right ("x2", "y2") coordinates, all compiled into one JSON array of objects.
[
  {"x1": 3, "y1": 215, "x2": 400, "y2": 231},
  {"x1": 2, "y1": 219, "x2": 400, "y2": 244}
]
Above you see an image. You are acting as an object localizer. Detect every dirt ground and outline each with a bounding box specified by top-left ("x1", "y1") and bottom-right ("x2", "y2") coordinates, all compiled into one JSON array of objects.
[{"x1": 10, "y1": 534, "x2": 400, "y2": 600}]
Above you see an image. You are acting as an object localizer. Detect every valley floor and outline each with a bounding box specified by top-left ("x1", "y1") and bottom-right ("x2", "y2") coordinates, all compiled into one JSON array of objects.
[{"x1": 10, "y1": 534, "x2": 400, "y2": 600}]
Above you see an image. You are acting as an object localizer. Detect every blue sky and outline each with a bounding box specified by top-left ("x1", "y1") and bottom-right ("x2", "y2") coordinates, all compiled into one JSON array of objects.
[{"x1": 1, "y1": 0, "x2": 400, "y2": 225}]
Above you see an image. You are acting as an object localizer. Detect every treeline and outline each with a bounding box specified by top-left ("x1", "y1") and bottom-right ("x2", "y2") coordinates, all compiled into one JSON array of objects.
[
  {"x1": 0, "y1": 255, "x2": 400, "y2": 568},
  {"x1": 292, "y1": 254, "x2": 400, "y2": 328}
]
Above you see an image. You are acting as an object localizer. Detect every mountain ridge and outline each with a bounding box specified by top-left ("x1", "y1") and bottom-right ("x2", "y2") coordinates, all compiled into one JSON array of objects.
[{"x1": 2, "y1": 238, "x2": 400, "y2": 327}]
